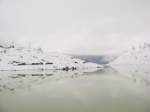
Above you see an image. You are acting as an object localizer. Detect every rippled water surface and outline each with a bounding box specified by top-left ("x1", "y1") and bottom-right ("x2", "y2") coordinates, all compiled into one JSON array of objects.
[{"x1": 0, "y1": 66, "x2": 150, "y2": 112}]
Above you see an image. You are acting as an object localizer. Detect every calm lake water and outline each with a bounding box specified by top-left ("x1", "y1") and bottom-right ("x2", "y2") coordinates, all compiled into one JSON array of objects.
[{"x1": 0, "y1": 66, "x2": 150, "y2": 112}]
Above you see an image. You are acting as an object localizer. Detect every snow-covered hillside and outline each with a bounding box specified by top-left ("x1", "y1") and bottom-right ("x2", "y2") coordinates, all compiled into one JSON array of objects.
[
  {"x1": 0, "y1": 45, "x2": 101, "y2": 71},
  {"x1": 111, "y1": 43, "x2": 150, "y2": 65}
]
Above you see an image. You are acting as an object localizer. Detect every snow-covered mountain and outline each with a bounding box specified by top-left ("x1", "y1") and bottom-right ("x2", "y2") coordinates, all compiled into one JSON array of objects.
[
  {"x1": 0, "y1": 45, "x2": 101, "y2": 71},
  {"x1": 111, "y1": 43, "x2": 150, "y2": 65}
]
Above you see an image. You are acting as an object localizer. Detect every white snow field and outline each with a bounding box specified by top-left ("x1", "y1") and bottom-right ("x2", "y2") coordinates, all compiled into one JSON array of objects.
[
  {"x1": 0, "y1": 45, "x2": 102, "y2": 71},
  {"x1": 111, "y1": 43, "x2": 150, "y2": 65}
]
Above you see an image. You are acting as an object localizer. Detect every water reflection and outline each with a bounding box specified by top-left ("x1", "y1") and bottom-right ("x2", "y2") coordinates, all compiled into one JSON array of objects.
[
  {"x1": 0, "y1": 66, "x2": 150, "y2": 92},
  {"x1": 111, "y1": 65, "x2": 150, "y2": 88},
  {"x1": 0, "y1": 68, "x2": 103, "y2": 92},
  {"x1": 0, "y1": 66, "x2": 150, "y2": 112}
]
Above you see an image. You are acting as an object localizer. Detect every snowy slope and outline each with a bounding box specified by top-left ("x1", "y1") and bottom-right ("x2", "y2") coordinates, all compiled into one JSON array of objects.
[
  {"x1": 0, "y1": 45, "x2": 102, "y2": 71},
  {"x1": 111, "y1": 43, "x2": 150, "y2": 65}
]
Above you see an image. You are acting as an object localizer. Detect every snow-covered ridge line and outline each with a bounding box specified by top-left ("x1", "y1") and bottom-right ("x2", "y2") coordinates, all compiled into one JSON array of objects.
[
  {"x1": 111, "y1": 43, "x2": 150, "y2": 65},
  {"x1": 0, "y1": 45, "x2": 102, "y2": 71}
]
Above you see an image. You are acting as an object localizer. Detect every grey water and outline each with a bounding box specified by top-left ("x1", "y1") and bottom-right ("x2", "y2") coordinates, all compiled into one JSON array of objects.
[{"x1": 0, "y1": 65, "x2": 150, "y2": 112}]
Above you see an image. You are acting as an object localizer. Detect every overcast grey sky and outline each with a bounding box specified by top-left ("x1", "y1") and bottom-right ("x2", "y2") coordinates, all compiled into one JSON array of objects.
[{"x1": 0, "y1": 0, "x2": 150, "y2": 54}]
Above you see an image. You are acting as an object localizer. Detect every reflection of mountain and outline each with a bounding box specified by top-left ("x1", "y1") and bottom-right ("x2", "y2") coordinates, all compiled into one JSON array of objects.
[
  {"x1": 111, "y1": 65, "x2": 150, "y2": 87},
  {"x1": 1, "y1": 67, "x2": 150, "y2": 112},
  {"x1": 0, "y1": 65, "x2": 150, "y2": 92},
  {"x1": 0, "y1": 67, "x2": 119, "y2": 92},
  {"x1": 84, "y1": 66, "x2": 120, "y2": 75},
  {"x1": 0, "y1": 68, "x2": 101, "y2": 92}
]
